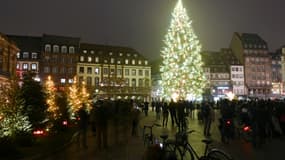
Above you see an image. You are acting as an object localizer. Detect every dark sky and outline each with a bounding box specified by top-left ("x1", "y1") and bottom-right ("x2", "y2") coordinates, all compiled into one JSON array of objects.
[{"x1": 1, "y1": 0, "x2": 285, "y2": 60}]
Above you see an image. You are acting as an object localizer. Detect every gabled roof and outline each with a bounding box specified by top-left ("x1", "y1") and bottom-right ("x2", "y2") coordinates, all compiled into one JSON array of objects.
[
  {"x1": 235, "y1": 32, "x2": 268, "y2": 49},
  {"x1": 42, "y1": 34, "x2": 80, "y2": 46}
]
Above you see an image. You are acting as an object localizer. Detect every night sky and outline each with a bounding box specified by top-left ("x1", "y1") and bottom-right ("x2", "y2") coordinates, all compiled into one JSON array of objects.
[{"x1": 1, "y1": 0, "x2": 285, "y2": 60}]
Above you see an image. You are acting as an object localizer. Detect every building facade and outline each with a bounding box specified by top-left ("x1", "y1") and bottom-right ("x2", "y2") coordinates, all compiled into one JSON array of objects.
[
  {"x1": 0, "y1": 33, "x2": 18, "y2": 85},
  {"x1": 77, "y1": 43, "x2": 151, "y2": 100},
  {"x1": 230, "y1": 32, "x2": 272, "y2": 98}
]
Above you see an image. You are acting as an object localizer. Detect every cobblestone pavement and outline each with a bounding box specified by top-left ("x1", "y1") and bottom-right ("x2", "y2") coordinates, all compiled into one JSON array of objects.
[{"x1": 43, "y1": 110, "x2": 284, "y2": 160}]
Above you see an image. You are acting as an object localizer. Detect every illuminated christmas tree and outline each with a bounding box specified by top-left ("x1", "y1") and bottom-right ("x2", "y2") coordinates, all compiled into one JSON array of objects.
[
  {"x1": 45, "y1": 76, "x2": 60, "y2": 120},
  {"x1": 67, "y1": 77, "x2": 90, "y2": 117},
  {"x1": 160, "y1": 0, "x2": 206, "y2": 100}
]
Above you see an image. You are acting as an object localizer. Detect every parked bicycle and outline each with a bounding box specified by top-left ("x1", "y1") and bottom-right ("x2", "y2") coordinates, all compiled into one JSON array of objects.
[{"x1": 174, "y1": 130, "x2": 233, "y2": 160}]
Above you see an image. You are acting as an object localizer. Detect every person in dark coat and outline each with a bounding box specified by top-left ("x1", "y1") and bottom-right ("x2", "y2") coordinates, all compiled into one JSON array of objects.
[{"x1": 78, "y1": 104, "x2": 89, "y2": 149}]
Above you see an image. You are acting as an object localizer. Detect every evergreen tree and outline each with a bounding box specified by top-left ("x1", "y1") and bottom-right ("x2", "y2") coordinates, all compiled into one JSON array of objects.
[
  {"x1": 44, "y1": 76, "x2": 60, "y2": 120},
  {"x1": 160, "y1": 0, "x2": 206, "y2": 100},
  {"x1": 20, "y1": 72, "x2": 47, "y2": 128},
  {"x1": 0, "y1": 77, "x2": 31, "y2": 138}
]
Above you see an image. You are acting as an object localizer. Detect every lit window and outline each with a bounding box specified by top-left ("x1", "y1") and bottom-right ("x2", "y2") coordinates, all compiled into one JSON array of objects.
[
  {"x1": 61, "y1": 78, "x2": 66, "y2": 83},
  {"x1": 68, "y1": 79, "x2": 73, "y2": 83},
  {"x1": 119, "y1": 53, "x2": 123, "y2": 56},
  {"x1": 117, "y1": 60, "x2": 121, "y2": 64},
  {"x1": 91, "y1": 50, "x2": 95, "y2": 54},
  {"x1": 95, "y1": 67, "x2": 100, "y2": 74},
  {"x1": 61, "y1": 46, "x2": 67, "y2": 53},
  {"x1": 109, "y1": 52, "x2": 113, "y2": 55},
  {"x1": 31, "y1": 63, "x2": 37, "y2": 70},
  {"x1": 69, "y1": 46, "x2": 75, "y2": 53},
  {"x1": 83, "y1": 50, "x2": 87, "y2": 54},
  {"x1": 45, "y1": 44, "x2": 51, "y2": 52},
  {"x1": 132, "y1": 59, "x2": 135, "y2": 65},
  {"x1": 22, "y1": 63, "x2": 28, "y2": 70},
  {"x1": 16, "y1": 52, "x2": 20, "y2": 58},
  {"x1": 138, "y1": 60, "x2": 142, "y2": 65},
  {"x1": 16, "y1": 63, "x2": 20, "y2": 69},
  {"x1": 125, "y1": 59, "x2": 129, "y2": 64},
  {"x1": 95, "y1": 57, "x2": 99, "y2": 63},
  {"x1": 104, "y1": 59, "x2": 108, "y2": 63},
  {"x1": 134, "y1": 54, "x2": 138, "y2": 57},
  {"x1": 127, "y1": 53, "x2": 130, "y2": 57},
  {"x1": 111, "y1": 58, "x2": 114, "y2": 63},
  {"x1": 31, "y1": 52, "x2": 38, "y2": 59},
  {"x1": 88, "y1": 56, "x2": 92, "y2": 62},
  {"x1": 80, "y1": 56, "x2": 84, "y2": 62},
  {"x1": 23, "y1": 52, "x2": 29, "y2": 59},
  {"x1": 145, "y1": 60, "x2": 148, "y2": 65},
  {"x1": 53, "y1": 45, "x2": 59, "y2": 53}
]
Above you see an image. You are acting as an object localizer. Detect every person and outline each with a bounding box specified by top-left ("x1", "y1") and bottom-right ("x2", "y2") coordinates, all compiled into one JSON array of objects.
[
  {"x1": 202, "y1": 102, "x2": 214, "y2": 136},
  {"x1": 131, "y1": 106, "x2": 141, "y2": 136},
  {"x1": 95, "y1": 100, "x2": 109, "y2": 150},
  {"x1": 77, "y1": 104, "x2": 89, "y2": 149},
  {"x1": 144, "y1": 100, "x2": 149, "y2": 116},
  {"x1": 162, "y1": 102, "x2": 169, "y2": 127}
]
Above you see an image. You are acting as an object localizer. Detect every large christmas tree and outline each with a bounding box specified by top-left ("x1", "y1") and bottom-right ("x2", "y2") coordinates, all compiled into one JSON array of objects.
[{"x1": 160, "y1": 0, "x2": 206, "y2": 100}]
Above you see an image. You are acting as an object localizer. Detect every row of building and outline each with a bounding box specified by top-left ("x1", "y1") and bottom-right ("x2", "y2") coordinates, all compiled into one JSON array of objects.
[
  {"x1": 0, "y1": 33, "x2": 151, "y2": 100},
  {"x1": 1, "y1": 32, "x2": 285, "y2": 101}
]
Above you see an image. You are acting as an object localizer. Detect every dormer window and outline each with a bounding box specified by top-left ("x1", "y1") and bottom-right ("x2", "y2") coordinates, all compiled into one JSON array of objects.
[
  {"x1": 83, "y1": 50, "x2": 87, "y2": 54},
  {"x1": 69, "y1": 46, "x2": 75, "y2": 53},
  {"x1": 134, "y1": 54, "x2": 137, "y2": 57},
  {"x1": 95, "y1": 57, "x2": 99, "y2": 63},
  {"x1": 88, "y1": 56, "x2": 92, "y2": 62},
  {"x1": 109, "y1": 52, "x2": 113, "y2": 56},
  {"x1": 91, "y1": 50, "x2": 95, "y2": 54},
  {"x1": 53, "y1": 45, "x2": 59, "y2": 53},
  {"x1": 125, "y1": 59, "x2": 129, "y2": 64},
  {"x1": 61, "y1": 46, "x2": 67, "y2": 53},
  {"x1": 119, "y1": 53, "x2": 123, "y2": 56},
  {"x1": 45, "y1": 44, "x2": 51, "y2": 52}
]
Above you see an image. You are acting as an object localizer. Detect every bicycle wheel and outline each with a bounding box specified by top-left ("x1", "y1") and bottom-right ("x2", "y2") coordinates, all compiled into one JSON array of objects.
[
  {"x1": 163, "y1": 141, "x2": 182, "y2": 160},
  {"x1": 175, "y1": 144, "x2": 195, "y2": 160},
  {"x1": 206, "y1": 149, "x2": 233, "y2": 160}
]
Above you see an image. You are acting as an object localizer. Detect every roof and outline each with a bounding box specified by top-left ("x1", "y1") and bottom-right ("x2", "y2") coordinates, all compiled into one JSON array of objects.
[
  {"x1": 235, "y1": 32, "x2": 268, "y2": 49},
  {"x1": 7, "y1": 35, "x2": 41, "y2": 52},
  {"x1": 42, "y1": 34, "x2": 80, "y2": 46}
]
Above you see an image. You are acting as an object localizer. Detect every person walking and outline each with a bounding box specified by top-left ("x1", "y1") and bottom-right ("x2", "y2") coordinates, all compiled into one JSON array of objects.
[
  {"x1": 202, "y1": 102, "x2": 214, "y2": 137},
  {"x1": 77, "y1": 104, "x2": 89, "y2": 149},
  {"x1": 162, "y1": 102, "x2": 169, "y2": 127}
]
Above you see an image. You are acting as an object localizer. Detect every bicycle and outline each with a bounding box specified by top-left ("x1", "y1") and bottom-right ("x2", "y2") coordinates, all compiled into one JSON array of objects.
[{"x1": 174, "y1": 130, "x2": 233, "y2": 160}]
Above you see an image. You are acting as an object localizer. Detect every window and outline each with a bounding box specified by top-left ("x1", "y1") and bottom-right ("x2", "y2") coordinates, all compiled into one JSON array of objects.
[
  {"x1": 110, "y1": 68, "x2": 115, "y2": 75},
  {"x1": 69, "y1": 46, "x2": 75, "y2": 53},
  {"x1": 132, "y1": 59, "x2": 135, "y2": 65},
  {"x1": 119, "y1": 53, "x2": 123, "y2": 56},
  {"x1": 91, "y1": 50, "x2": 95, "y2": 54},
  {"x1": 125, "y1": 69, "x2": 129, "y2": 76},
  {"x1": 125, "y1": 59, "x2": 129, "y2": 64},
  {"x1": 23, "y1": 52, "x2": 29, "y2": 59},
  {"x1": 68, "y1": 67, "x2": 73, "y2": 74},
  {"x1": 117, "y1": 69, "x2": 122, "y2": 75},
  {"x1": 103, "y1": 68, "x2": 108, "y2": 75},
  {"x1": 104, "y1": 59, "x2": 108, "y2": 63},
  {"x1": 95, "y1": 57, "x2": 99, "y2": 63},
  {"x1": 45, "y1": 44, "x2": 51, "y2": 52},
  {"x1": 79, "y1": 67, "x2": 84, "y2": 73},
  {"x1": 44, "y1": 66, "x2": 50, "y2": 73},
  {"x1": 83, "y1": 50, "x2": 87, "y2": 54},
  {"x1": 145, "y1": 79, "x2": 150, "y2": 87},
  {"x1": 111, "y1": 58, "x2": 114, "y2": 63},
  {"x1": 61, "y1": 46, "x2": 67, "y2": 53},
  {"x1": 68, "y1": 79, "x2": 73, "y2": 83},
  {"x1": 117, "y1": 60, "x2": 121, "y2": 64},
  {"x1": 87, "y1": 67, "x2": 92, "y2": 74},
  {"x1": 16, "y1": 52, "x2": 20, "y2": 59},
  {"x1": 80, "y1": 56, "x2": 84, "y2": 62},
  {"x1": 125, "y1": 78, "x2": 129, "y2": 86},
  {"x1": 53, "y1": 45, "x2": 59, "y2": 53},
  {"x1": 88, "y1": 57, "x2": 92, "y2": 62},
  {"x1": 52, "y1": 67, "x2": 58, "y2": 73},
  {"x1": 16, "y1": 63, "x2": 20, "y2": 70},
  {"x1": 109, "y1": 52, "x2": 113, "y2": 55},
  {"x1": 60, "y1": 67, "x2": 65, "y2": 73},
  {"x1": 22, "y1": 63, "x2": 28, "y2": 70},
  {"x1": 139, "y1": 70, "x2": 143, "y2": 76},
  {"x1": 61, "y1": 78, "x2": 66, "y2": 84},
  {"x1": 31, "y1": 63, "x2": 37, "y2": 70},
  {"x1": 87, "y1": 77, "x2": 92, "y2": 86},
  {"x1": 138, "y1": 60, "x2": 142, "y2": 65},
  {"x1": 31, "y1": 52, "x2": 38, "y2": 59},
  {"x1": 132, "y1": 69, "x2": 136, "y2": 76},
  {"x1": 131, "y1": 79, "x2": 136, "y2": 87},
  {"x1": 139, "y1": 79, "x2": 143, "y2": 87},
  {"x1": 145, "y1": 60, "x2": 148, "y2": 65},
  {"x1": 145, "y1": 70, "x2": 149, "y2": 76},
  {"x1": 95, "y1": 77, "x2": 99, "y2": 86},
  {"x1": 95, "y1": 67, "x2": 100, "y2": 75}
]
